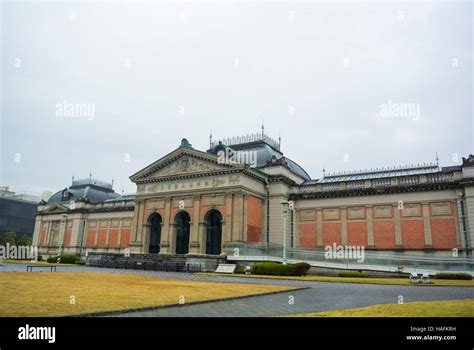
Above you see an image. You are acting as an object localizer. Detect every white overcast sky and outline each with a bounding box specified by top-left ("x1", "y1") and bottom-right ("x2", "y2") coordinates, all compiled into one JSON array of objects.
[{"x1": 1, "y1": 0, "x2": 472, "y2": 195}]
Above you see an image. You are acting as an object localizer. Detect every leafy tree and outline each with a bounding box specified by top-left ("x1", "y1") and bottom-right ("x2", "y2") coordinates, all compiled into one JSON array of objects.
[
  {"x1": 17, "y1": 234, "x2": 32, "y2": 246},
  {"x1": 0, "y1": 232, "x2": 17, "y2": 246}
]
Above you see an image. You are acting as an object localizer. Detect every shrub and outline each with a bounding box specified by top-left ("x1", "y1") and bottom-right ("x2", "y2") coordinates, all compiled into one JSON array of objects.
[
  {"x1": 47, "y1": 254, "x2": 79, "y2": 264},
  {"x1": 434, "y1": 273, "x2": 472, "y2": 280},
  {"x1": 234, "y1": 268, "x2": 245, "y2": 274},
  {"x1": 0, "y1": 232, "x2": 16, "y2": 246},
  {"x1": 251, "y1": 262, "x2": 311, "y2": 276},
  {"x1": 338, "y1": 271, "x2": 368, "y2": 278},
  {"x1": 293, "y1": 262, "x2": 311, "y2": 276}
]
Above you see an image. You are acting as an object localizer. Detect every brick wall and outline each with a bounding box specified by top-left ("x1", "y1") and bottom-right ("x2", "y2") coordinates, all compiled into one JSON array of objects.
[
  {"x1": 299, "y1": 222, "x2": 317, "y2": 248},
  {"x1": 247, "y1": 195, "x2": 264, "y2": 243},
  {"x1": 373, "y1": 221, "x2": 395, "y2": 249},
  {"x1": 347, "y1": 222, "x2": 368, "y2": 246},
  {"x1": 298, "y1": 201, "x2": 458, "y2": 250},
  {"x1": 401, "y1": 220, "x2": 425, "y2": 249},
  {"x1": 322, "y1": 223, "x2": 342, "y2": 246}
]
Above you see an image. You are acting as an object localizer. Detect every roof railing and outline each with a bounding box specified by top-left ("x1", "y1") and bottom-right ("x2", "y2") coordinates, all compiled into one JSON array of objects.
[
  {"x1": 210, "y1": 132, "x2": 280, "y2": 150},
  {"x1": 324, "y1": 162, "x2": 439, "y2": 178},
  {"x1": 71, "y1": 178, "x2": 113, "y2": 189}
]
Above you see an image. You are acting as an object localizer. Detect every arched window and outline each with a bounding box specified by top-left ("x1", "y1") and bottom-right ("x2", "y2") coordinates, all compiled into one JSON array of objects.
[
  {"x1": 206, "y1": 210, "x2": 222, "y2": 255},
  {"x1": 175, "y1": 211, "x2": 191, "y2": 254},
  {"x1": 149, "y1": 213, "x2": 162, "y2": 254}
]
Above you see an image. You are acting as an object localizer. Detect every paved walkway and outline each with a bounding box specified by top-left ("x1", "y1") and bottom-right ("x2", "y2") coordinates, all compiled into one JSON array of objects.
[{"x1": 2, "y1": 263, "x2": 473, "y2": 317}]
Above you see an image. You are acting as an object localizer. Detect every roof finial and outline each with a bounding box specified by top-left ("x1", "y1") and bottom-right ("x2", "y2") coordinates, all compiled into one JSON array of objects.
[
  {"x1": 435, "y1": 152, "x2": 439, "y2": 166},
  {"x1": 89, "y1": 172, "x2": 92, "y2": 180},
  {"x1": 278, "y1": 133, "x2": 281, "y2": 147},
  {"x1": 261, "y1": 120, "x2": 265, "y2": 138},
  {"x1": 209, "y1": 129, "x2": 213, "y2": 148},
  {"x1": 323, "y1": 165, "x2": 326, "y2": 178},
  {"x1": 111, "y1": 178, "x2": 114, "y2": 188},
  {"x1": 72, "y1": 174, "x2": 75, "y2": 183}
]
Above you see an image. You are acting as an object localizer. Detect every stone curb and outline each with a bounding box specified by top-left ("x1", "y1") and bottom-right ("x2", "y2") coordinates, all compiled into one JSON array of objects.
[
  {"x1": 61, "y1": 286, "x2": 311, "y2": 317},
  {"x1": 202, "y1": 273, "x2": 474, "y2": 288}
]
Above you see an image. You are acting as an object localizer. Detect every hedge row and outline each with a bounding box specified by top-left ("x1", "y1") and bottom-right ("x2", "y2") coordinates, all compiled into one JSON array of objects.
[
  {"x1": 46, "y1": 254, "x2": 79, "y2": 264},
  {"x1": 251, "y1": 262, "x2": 311, "y2": 276},
  {"x1": 338, "y1": 271, "x2": 368, "y2": 278},
  {"x1": 434, "y1": 273, "x2": 472, "y2": 280}
]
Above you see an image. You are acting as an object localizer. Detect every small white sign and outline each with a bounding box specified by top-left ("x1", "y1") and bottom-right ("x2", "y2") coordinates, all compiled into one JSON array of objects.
[{"x1": 215, "y1": 264, "x2": 236, "y2": 274}]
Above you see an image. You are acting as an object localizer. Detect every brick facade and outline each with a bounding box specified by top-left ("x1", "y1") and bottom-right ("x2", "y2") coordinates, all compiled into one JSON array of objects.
[
  {"x1": 246, "y1": 195, "x2": 264, "y2": 243},
  {"x1": 298, "y1": 201, "x2": 459, "y2": 251}
]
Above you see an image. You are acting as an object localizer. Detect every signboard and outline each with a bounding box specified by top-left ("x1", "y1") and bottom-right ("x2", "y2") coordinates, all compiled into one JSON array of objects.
[{"x1": 215, "y1": 264, "x2": 237, "y2": 274}]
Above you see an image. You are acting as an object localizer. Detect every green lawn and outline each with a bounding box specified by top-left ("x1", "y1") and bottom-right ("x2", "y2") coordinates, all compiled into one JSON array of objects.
[
  {"x1": 285, "y1": 299, "x2": 474, "y2": 317},
  {"x1": 201, "y1": 273, "x2": 474, "y2": 287},
  {"x1": 0, "y1": 272, "x2": 296, "y2": 317}
]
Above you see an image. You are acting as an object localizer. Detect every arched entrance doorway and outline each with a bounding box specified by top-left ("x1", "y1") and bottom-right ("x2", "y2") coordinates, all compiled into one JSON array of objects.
[
  {"x1": 149, "y1": 213, "x2": 162, "y2": 254},
  {"x1": 175, "y1": 211, "x2": 191, "y2": 255},
  {"x1": 206, "y1": 210, "x2": 222, "y2": 255}
]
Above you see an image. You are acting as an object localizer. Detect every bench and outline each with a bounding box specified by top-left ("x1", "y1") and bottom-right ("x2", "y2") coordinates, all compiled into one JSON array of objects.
[
  {"x1": 409, "y1": 272, "x2": 420, "y2": 284},
  {"x1": 26, "y1": 265, "x2": 57, "y2": 272},
  {"x1": 410, "y1": 272, "x2": 431, "y2": 284}
]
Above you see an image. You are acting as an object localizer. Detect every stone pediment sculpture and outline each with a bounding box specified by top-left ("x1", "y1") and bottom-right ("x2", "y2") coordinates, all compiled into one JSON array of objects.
[
  {"x1": 130, "y1": 145, "x2": 246, "y2": 183},
  {"x1": 157, "y1": 155, "x2": 222, "y2": 177},
  {"x1": 43, "y1": 203, "x2": 70, "y2": 213}
]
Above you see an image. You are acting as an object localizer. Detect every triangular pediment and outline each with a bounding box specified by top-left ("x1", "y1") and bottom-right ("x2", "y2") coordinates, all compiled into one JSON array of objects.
[
  {"x1": 156, "y1": 155, "x2": 224, "y2": 177},
  {"x1": 43, "y1": 203, "x2": 70, "y2": 213},
  {"x1": 130, "y1": 147, "x2": 245, "y2": 183}
]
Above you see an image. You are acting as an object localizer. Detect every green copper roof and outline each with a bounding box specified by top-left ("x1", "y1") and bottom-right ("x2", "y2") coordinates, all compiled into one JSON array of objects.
[{"x1": 180, "y1": 138, "x2": 192, "y2": 148}]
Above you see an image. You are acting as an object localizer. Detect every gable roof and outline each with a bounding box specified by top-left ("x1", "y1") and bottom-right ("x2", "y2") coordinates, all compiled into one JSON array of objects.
[{"x1": 129, "y1": 144, "x2": 258, "y2": 184}]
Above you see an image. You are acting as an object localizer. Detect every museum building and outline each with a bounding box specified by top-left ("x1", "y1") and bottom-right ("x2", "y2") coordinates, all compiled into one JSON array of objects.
[{"x1": 32, "y1": 133, "x2": 474, "y2": 260}]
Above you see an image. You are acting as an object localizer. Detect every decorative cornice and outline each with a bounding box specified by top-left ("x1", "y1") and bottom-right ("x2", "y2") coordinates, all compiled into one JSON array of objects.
[
  {"x1": 268, "y1": 175, "x2": 297, "y2": 186},
  {"x1": 37, "y1": 205, "x2": 135, "y2": 216},
  {"x1": 135, "y1": 168, "x2": 242, "y2": 184},
  {"x1": 290, "y1": 182, "x2": 460, "y2": 200}
]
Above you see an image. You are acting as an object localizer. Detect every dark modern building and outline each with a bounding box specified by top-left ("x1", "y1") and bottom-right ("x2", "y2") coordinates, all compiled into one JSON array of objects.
[{"x1": 0, "y1": 197, "x2": 37, "y2": 240}]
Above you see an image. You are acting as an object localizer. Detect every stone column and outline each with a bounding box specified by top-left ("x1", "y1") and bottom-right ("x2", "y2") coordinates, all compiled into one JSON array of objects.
[
  {"x1": 316, "y1": 209, "x2": 323, "y2": 247},
  {"x1": 117, "y1": 219, "x2": 123, "y2": 251},
  {"x1": 189, "y1": 196, "x2": 201, "y2": 254},
  {"x1": 198, "y1": 222, "x2": 207, "y2": 254},
  {"x1": 142, "y1": 223, "x2": 151, "y2": 253},
  {"x1": 366, "y1": 206, "x2": 374, "y2": 248},
  {"x1": 131, "y1": 199, "x2": 140, "y2": 242},
  {"x1": 456, "y1": 198, "x2": 466, "y2": 249},
  {"x1": 105, "y1": 219, "x2": 111, "y2": 249},
  {"x1": 341, "y1": 207, "x2": 347, "y2": 246},
  {"x1": 32, "y1": 216, "x2": 42, "y2": 247},
  {"x1": 58, "y1": 216, "x2": 67, "y2": 255},
  {"x1": 93, "y1": 221, "x2": 99, "y2": 246},
  {"x1": 160, "y1": 198, "x2": 172, "y2": 254},
  {"x1": 137, "y1": 203, "x2": 145, "y2": 244},
  {"x1": 45, "y1": 220, "x2": 52, "y2": 247},
  {"x1": 393, "y1": 204, "x2": 403, "y2": 248},
  {"x1": 232, "y1": 192, "x2": 244, "y2": 242},
  {"x1": 168, "y1": 223, "x2": 176, "y2": 254},
  {"x1": 242, "y1": 193, "x2": 248, "y2": 242},
  {"x1": 224, "y1": 193, "x2": 233, "y2": 244},
  {"x1": 69, "y1": 217, "x2": 81, "y2": 251},
  {"x1": 422, "y1": 203, "x2": 433, "y2": 248},
  {"x1": 79, "y1": 216, "x2": 88, "y2": 256},
  {"x1": 463, "y1": 187, "x2": 474, "y2": 254}
]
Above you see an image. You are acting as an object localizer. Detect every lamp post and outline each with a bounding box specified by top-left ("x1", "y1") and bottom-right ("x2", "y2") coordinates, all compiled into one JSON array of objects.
[{"x1": 280, "y1": 200, "x2": 289, "y2": 265}]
